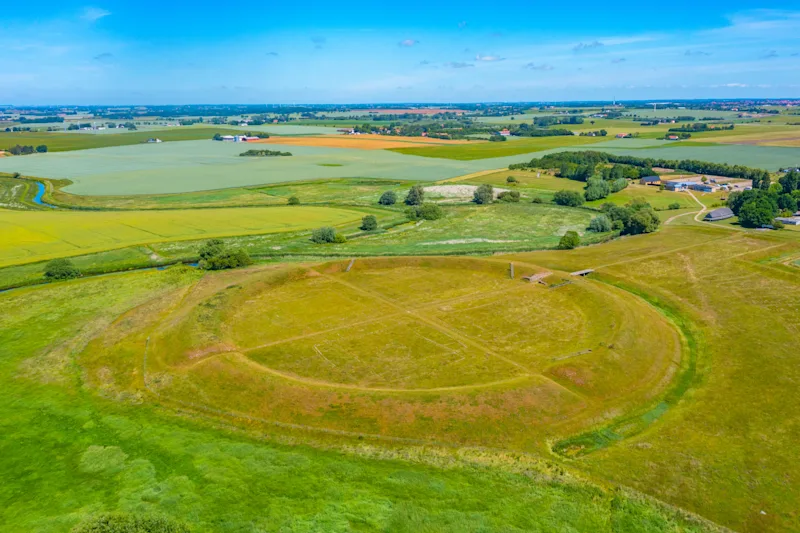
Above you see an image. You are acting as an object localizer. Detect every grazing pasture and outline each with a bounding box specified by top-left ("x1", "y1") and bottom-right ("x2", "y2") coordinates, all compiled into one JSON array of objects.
[
  {"x1": 0, "y1": 205, "x2": 363, "y2": 267},
  {"x1": 389, "y1": 135, "x2": 606, "y2": 160}
]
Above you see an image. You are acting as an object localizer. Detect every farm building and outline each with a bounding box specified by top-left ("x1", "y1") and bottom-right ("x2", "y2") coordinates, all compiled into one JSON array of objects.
[
  {"x1": 690, "y1": 183, "x2": 719, "y2": 193},
  {"x1": 775, "y1": 217, "x2": 800, "y2": 226},
  {"x1": 499, "y1": 129, "x2": 511, "y2": 136},
  {"x1": 145, "y1": 138, "x2": 163, "y2": 143},
  {"x1": 705, "y1": 207, "x2": 734, "y2": 221},
  {"x1": 220, "y1": 135, "x2": 235, "y2": 141},
  {"x1": 639, "y1": 176, "x2": 661, "y2": 186},
  {"x1": 665, "y1": 181, "x2": 693, "y2": 191},
  {"x1": 667, "y1": 135, "x2": 680, "y2": 140},
  {"x1": 615, "y1": 133, "x2": 631, "y2": 138}
]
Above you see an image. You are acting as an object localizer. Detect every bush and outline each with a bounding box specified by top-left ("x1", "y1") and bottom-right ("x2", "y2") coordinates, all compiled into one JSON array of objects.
[
  {"x1": 287, "y1": 196, "x2": 300, "y2": 205},
  {"x1": 334, "y1": 232, "x2": 347, "y2": 243},
  {"x1": 588, "y1": 215, "x2": 612, "y2": 232},
  {"x1": 311, "y1": 226, "x2": 337, "y2": 243},
  {"x1": 71, "y1": 512, "x2": 190, "y2": 533},
  {"x1": 378, "y1": 190, "x2": 397, "y2": 205},
  {"x1": 773, "y1": 219, "x2": 785, "y2": 230},
  {"x1": 35, "y1": 145, "x2": 48, "y2": 153},
  {"x1": 506, "y1": 176, "x2": 517, "y2": 184},
  {"x1": 531, "y1": 196, "x2": 544, "y2": 204},
  {"x1": 44, "y1": 258, "x2": 80, "y2": 280},
  {"x1": 404, "y1": 185, "x2": 425, "y2": 206},
  {"x1": 558, "y1": 231, "x2": 581, "y2": 249},
  {"x1": 668, "y1": 202, "x2": 681, "y2": 210},
  {"x1": 584, "y1": 178, "x2": 611, "y2": 201},
  {"x1": 360, "y1": 215, "x2": 378, "y2": 231},
  {"x1": 473, "y1": 184, "x2": 494, "y2": 205},
  {"x1": 406, "y1": 203, "x2": 443, "y2": 221},
  {"x1": 197, "y1": 239, "x2": 251, "y2": 270},
  {"x1": 488, "y1": 135, "x2": 507, "y2": 142},
  {"x1": 626, "y1": 208, "x2": 661, "y2": 235},
  {"x1": 610, "y1": 178, "x2": 628, "y2": 193},
  {"x1": 496, "y1": 190, "x2": 521, "y2": 203},
  {"x1": 553, "y1": 190, "x2": 585, "y2": 207}
]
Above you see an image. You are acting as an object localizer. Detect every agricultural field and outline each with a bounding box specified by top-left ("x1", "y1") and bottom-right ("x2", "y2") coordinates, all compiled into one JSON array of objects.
[
  {"x1": 389, "y1": 135, "x2": 606, "y2": 160},
  {"x1": 252, "y1": 134, "x2": 474, "y2": 150},
  {"x1": 0, "y1": 205, "x2": 366, "y2": 267},
  {"x1": 0, "y1": 127, "x2": 245, "y2": 152}
]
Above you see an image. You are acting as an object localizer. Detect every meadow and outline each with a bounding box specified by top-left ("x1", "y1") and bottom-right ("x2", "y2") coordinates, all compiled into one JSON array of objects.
[
  {"x1": 389, "y1": 135, "x2": 606, "y2": 160},
  {"x1": 0, "y1": 267, "x2": 718, "y2": 532},
  {"x1": 0, "y1": 205, "x2": 366, "y2": 267}
]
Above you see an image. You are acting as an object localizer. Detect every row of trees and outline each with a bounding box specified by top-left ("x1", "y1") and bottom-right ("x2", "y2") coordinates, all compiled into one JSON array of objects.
[
  {"x1": 6, "y1": 144, "x2": 47, "y2": 155},
  {"x1": 511, "y1": 151, "x2": 772, "y2": 189},
  {"x1": 727, "y1": 186, "x2": 799, "y2": 228}
]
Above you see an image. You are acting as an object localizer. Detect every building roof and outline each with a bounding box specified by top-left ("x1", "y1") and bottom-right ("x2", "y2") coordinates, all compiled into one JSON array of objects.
[
  {"x1": 705, "y1": 207, "x2": 734, "y2": 221},
  {"x1": 640, "y1": 176, "x2": 660, "y2": 182}
]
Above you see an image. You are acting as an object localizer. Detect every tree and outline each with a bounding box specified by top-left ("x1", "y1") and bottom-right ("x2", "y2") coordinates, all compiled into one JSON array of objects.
[
  {"x1": 70, "y1": 512, "x2": 190, "y2": 533},
  {"x1": 360, "y1": 215, "x2": 378, "y2": 231},
  {"x1": 584, "y1": 178, "x2": 611, "y2": 201},
  {"x1": 35, "y1": 145, "x2": 48, "y2": 153},
  {"x1": 198, "y1": 238, "x2": 225, "y2": 261},
  {"x1": 287, "y1": 196, "x2": 300, "y2": 205},
  {"x1": 588, "y1": 215, "x2": 612, "y2": 232},
  {"x1": 44, "y1": 258, "x2": 80, "y2": 280},
  {"x1": 558, "y1": 231, "x2": 581, "y2": 249},
  {"x1": 473, "y1": 184, "x2": 494, "y2": 205},
  {"x1": 738, "y1": 197, "x2": 778, "y2": 228},
  {"x1": 777, "y1": 193, "x2": 798, "y2": 213},
  {"x1": 668, "y1": 202, "x2": 681, "y2": 210},
  {"x1": 497, "y1": 190, "x2": 521, "y2": 203},
  {"x1": 404, "y1": 185, "x2": 425, "y2": 206},
  {"x1": 626, "y1": 208, "x2": 661, "y2": 235},
  {"x1": 506, "y1": 176, "x2": 517, "y2": 184},
  {"x1": 778, "y1": 170, "x2": 799, "y2": 194},
  {"x1": 311, "y1": 227, "x2": 337, "y2": 243},
  {"x1": 610, "y1": 178, "x2": 628, "y2": 193},
  {"x1": 488, "y1": 135, "x2": 507, "y2": 142},
  {"x1": 553, "y1": 190, "x2": 584, "y2": 207},
  {"x1": 378, "y1": 191, "x2": 397, "y2": 205}
]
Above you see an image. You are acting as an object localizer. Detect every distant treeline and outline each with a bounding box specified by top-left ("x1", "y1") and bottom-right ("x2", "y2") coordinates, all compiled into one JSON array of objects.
[
  {"x1": 668, "y1": 123, "x2": 735, "y2": 133},
  {"x1": 239, "y1": 149, "x2": 292, "y2": 157},
  {"x1": 510, "y1": 151, "x2": 772, "y2": 188},
  {"x1": 18, "y1": 116, "x2": 64, "y2": 124},
  {"x1": 5, "y1": 144, "x2": 48, "y2": 155}
]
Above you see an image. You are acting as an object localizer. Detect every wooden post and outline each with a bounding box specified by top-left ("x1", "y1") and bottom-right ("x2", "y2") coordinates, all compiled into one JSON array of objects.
[
  {"x1": 509, "y1": 262, "x2": 514, "y2": 279},
  {"x1": 345, "y1": 259, "x2": 355, "y2": 272}
]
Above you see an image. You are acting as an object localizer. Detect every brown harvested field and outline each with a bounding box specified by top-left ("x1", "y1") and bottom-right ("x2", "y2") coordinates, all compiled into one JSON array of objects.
[{"x1": 251, "y1": 134, "x2": 478, "y2": 150}]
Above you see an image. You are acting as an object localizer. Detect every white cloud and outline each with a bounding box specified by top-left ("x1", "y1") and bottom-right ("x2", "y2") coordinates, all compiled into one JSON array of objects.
[
  {"x1": 475, "y1": 54, "x2": 504, "y2": 62},
  {"x1": 524, "y1": 63, "x2": 554, "y2": 70},
  {"x1": 398, "y1": 39, "x2": 419, "y2": 47},
  {"x1": 573, "y1": 41, "x2": 604, "y2": 51},
  {"x1": 81, "y1": 7, "x2": 111, "y2": 22}
]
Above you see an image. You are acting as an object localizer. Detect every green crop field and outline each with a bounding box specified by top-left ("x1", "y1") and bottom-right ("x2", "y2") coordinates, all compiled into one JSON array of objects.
[
  {"x1": 0, "y1": 205, "x2": 365, "y2": 267},
  {"x1": 0, "y1": 127, "x2": 245, "y2": 152},
  {"x1": 389, "y1": 135, "x2": 606, "y2": 160}
]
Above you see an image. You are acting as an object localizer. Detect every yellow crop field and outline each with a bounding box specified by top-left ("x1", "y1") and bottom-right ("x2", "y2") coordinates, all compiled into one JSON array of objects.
[{"x1": 0, "y1": 205, "x2": 362, "y2": 267}]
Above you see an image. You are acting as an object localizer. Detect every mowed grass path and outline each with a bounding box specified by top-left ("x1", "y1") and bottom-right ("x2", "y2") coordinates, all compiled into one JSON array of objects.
[{"x1": 0, "y1": 205, "x2": 362, "y2": 267}]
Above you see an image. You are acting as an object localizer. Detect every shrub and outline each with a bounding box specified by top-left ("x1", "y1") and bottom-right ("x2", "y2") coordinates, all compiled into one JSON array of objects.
[
  {"x1": 287, "y1": 196, "x2": 300, "y2": 205},
  {"x1": 497, "y1": 190, "x2": 521, "y2": 203},
  {"x1": 553, "y1": 190, "x2": 585, "y2": 207},
  {"x1": 588, "y1": 215, "x2": 612, "y2": 232},
  {"x1": 404, "y1": 185, "x2": 425, "y2": 206},
  {"x1": 610, "y1": 178, "x2": 628, "y2": 193},
  {"x1": 772, "y1": 219, "x2": 785, "y2": 230},
  {"x1": 378, "y1": 190, "x2": 397, "y2": 205},
  {"x1": 360, "y1": 215, "x2": 378, "y2": 231},
  {"x1": 35, "y1": 145, "x2": 48, "y2": 153},
  {"x1": 311, "y1": 226, "x2": 337, "y2": 243},
  {"x1": 668, "y1": 202, "x2": 681, "y2": 210},
  {"x1": 334, "y1": 232, "x2": 347, "y2": 243},
  {"x1": 473, "y1": 184, "x2": 494, "y2": 205},
  {"x1": 44, "y1": 258, "x2": 80, "y2": 280},
  {"x1": 626, "y1": 208, "x2": 661, "y2": 235},
  {"x1": 558, "y1": 231, "x2": 580, "y2": 250},
  {"x1": 70, "y1": 512, "x2": 190, "y2": 533},
  {"x1": 197, "y1": 239, "x2": 251, "y2": 270},
  {"x1": 488, "y1": 135, "x2": 507, "y2": 142},
  {"x1": 406, "y1": 203, "x2": 443, "y2": 221},
  {"x1": 506, "y1": 176, "x2": 517, "y2": 184},
  {"x1": 531, "y1": 196, "x2": 544, "y2": 204}
]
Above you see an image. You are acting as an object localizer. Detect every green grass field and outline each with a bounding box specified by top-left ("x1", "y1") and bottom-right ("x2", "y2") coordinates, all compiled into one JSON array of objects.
[
  {"x1": 0, "y1": 205, "x2": 365, "y2": 267},
  {"x1": 0, "y1": 267, "x2": 720, "y2": 532}
]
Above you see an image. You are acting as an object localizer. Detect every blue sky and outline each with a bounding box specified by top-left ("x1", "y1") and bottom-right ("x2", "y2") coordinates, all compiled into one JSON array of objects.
[{"x1": 2, "y1": 1, "x2": 800, "y2": 104}]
